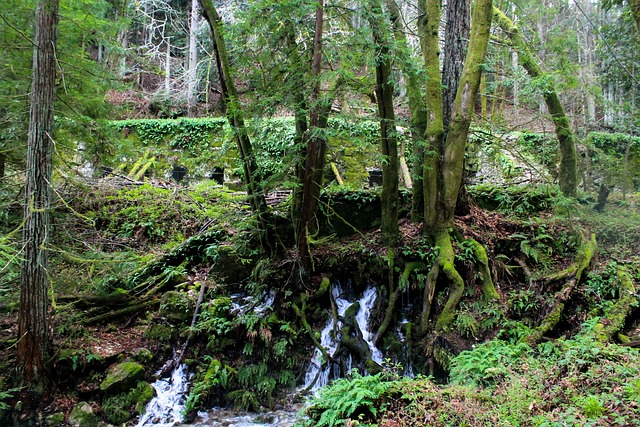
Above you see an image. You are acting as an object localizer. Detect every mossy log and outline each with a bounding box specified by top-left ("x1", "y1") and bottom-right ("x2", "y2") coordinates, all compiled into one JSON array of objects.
[
  {"x1": 594, "y1": 269, "x2": 636, "y2": 343},
  {"x1": 523, "y1": 234, "x2": 597, "y2": 345},
  {"x1": 81, "y1": 299, "x2": 160, "y2": 325}
]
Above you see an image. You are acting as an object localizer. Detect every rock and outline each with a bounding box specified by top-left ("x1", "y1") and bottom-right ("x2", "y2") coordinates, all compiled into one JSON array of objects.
[
  {"x1": 133, "y1": 381, "x2": 156, "y2": 413},
  {"x1": 132, "y1": 347, "x2": 153, "y2": 364},
  {"x1": 45, "y1": 412, "x2": 65, "y2": 426},
  {"x1": 100, "y1": 361, "x2": 145, "y2": 395},
  {"x1": 159, "y1": 290, "x2": 193, "y2": 323},
  {"x1": 254, "y1": 413, "x2": 277, "y2": 423},
  {"x1": 69, "y1": 402, "x2": 98, "y2": 427}
]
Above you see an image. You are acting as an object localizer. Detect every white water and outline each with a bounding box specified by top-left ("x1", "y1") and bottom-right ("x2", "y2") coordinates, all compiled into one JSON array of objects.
[
  {"x1": 189, "y1": 408, "x2": 298, "y2": 426},
  {"x1": 136, "y1": 364, "x2": 190, "y2": 427},
  {"x1": 303, "y1": 283, "x2": 382, "y2": 390}
]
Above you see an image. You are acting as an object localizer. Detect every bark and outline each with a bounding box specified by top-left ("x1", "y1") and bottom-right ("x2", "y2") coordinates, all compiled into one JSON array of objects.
[
  {"x1": 384, "y1": 0, "x2": 427, "y2": 220},
  {"x1": 493, "y1": 7, "x2": 578, "y2": 197},
  {"x1": 524, "y1": 234, "x2": 597, "y2": 345},
  {"x1": 297, "y1": 2, "x2": 327, "y2": 274},
  {"x1": 187, "y1": 0, "x2": 199, "y2": 116},
  {"x1": 630, "y1": 0, "x2": 640, "y2": 33},
  {"x1": 18, "y1": 0, "x2": 59, "y2": 391},
  {"x1": 442, "y1": 0, "x2": 470, "y2": 129},
  {"x1": 418, "y1": 0, "x2": 494, "y2": 333},
  {"x1": 199, "y1": 0, "x2": 273, "y2": 255},
  {"x1": 419, "y1": 0, "x2": 445, "y2": 231}
]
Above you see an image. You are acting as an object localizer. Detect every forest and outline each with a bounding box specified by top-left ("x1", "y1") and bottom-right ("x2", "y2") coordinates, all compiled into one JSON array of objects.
[{"x1": 1, "y1": 0, "x2": 640, "y2": 426}]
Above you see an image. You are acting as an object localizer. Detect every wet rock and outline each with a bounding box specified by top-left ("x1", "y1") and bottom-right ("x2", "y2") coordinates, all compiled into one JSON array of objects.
[{"x1": 100, "y1": 361, "x2": 145, "y2": 395}]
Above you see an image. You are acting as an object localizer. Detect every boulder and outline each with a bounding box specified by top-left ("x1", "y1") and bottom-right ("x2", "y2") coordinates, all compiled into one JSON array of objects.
[
  {"x1": 68, "y1": 402, "x2": 97, "y2": 427},
  {"x1": 100, "y1": 361, "x2": 145, "y2": 395}
]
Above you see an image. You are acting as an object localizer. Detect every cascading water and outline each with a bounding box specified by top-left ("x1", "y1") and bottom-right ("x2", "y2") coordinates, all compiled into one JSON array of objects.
[
  {"x1": 303, "y1": 282, "x2": 383, "y2": 390},
  {"x1": 136, "y1": 364, "x2": 190, "y2": 427}
]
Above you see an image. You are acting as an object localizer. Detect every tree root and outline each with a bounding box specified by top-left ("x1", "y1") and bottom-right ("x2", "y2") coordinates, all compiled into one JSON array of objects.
[
  {"x1": 594, "y1": 268, "x2": 636, "y2": 343},
  {"x1": 467, "y1": 237, "x2": 499, "y2": 300},
  {"x1": 81, "y1": 299, "x2": 160, "y2": 325},
  {"x1": 434, "y1": 231, "x2": 465, "y2": 333},
  {"x1": 375, "y1": 261, "x2": 426, "y2": 346},
  {"x1": 523, "y1": 234, "x2": 597, "y2": 345}
]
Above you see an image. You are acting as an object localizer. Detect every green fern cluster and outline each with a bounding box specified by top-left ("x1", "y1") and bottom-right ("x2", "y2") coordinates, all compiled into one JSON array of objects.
[{"x1": 300, "y1": 371, "x2": 392, "y2": 427}]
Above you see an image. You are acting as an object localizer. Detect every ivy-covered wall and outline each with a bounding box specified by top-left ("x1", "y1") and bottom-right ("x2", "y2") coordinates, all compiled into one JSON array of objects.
[{"x1": 101, "y1": 117, "x2": 383, "y2": 189}]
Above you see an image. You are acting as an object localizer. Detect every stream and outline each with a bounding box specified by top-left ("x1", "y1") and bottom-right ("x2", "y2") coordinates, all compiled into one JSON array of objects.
[{"x1": 137, "y1": 282, "x2": 382, "y2": 426}]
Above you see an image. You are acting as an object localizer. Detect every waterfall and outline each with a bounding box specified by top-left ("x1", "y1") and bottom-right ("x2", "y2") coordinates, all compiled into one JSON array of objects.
[
  {"x1": 136, "y1": 364, "x2": 190, "y2": 427},
  {"x1": 303, "y1": 282, "x2": 382, "y2": 390}
]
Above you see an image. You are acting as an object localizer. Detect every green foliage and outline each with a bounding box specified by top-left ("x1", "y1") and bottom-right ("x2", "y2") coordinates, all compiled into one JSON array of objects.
[
  {"x1": 185, "y1": 357, "x2": 234, "y2": 414},
  {"x1": 300, "y1": 371, "x2": 392, "y2": 427},
  {"x1": 469, "y1": 184, "x2": 558, "y2": 216},
  {"x1": 102, "y1": 381, "x2": 155, "y2": 425}
]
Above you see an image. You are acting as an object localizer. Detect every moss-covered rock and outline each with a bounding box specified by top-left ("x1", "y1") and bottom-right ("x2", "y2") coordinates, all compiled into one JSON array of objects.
[
  {"x1": 102, "y1": 381, "x2": 155, "y2": 425},
  {"x1": 100, "y1": 361, "x2": 145, "y2": 395},
  {"x1": 132, "y1": 347, "x2": 153, "y2": 364},
  {"x1": 68, "y1": 402, "x2": 98, "y2": 427},
  {"x1": 44, "y1": 412, "x2": 65, "y2": 426},
  {"x1": 159, "y1": 290, "x2": 193, "y2": 323}
]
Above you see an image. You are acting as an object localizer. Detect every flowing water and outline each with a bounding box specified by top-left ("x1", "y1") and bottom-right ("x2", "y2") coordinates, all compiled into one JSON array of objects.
[
  {"x1": 136, "y1": 364, "x2": 190, "y2": 427},
  {"x1": 303, "y1": 282, "x2": 383, "y2": 390}
]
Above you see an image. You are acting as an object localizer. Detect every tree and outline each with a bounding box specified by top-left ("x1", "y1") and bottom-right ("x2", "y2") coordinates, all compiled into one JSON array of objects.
[
  {"x1": 418, "y1": 0, "x2": 498, "y2": 333},
  {"x1": 18, "y1": 0, "x2": 59, "y2": 390},
  {"x1": 493, "y1": 7, "x2": 579, "y2": 197},
  {"x1": 199, "y1": 0, "x2": 274, "y2": 255}
]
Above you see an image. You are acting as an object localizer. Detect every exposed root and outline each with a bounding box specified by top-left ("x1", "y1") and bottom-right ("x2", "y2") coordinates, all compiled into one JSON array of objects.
[
  {"x1": 594, "y1": 268, "x2": 636, "y2": 343},
  {"x1": 467, "y1": 237, "x2": 499, "y2": 300},
  {"x1": 434, "y1": 231, "x2": 465, "y2": 333},
  {"x1": 375, "y1": 261, "x2": 426, "y2": 346},
  {"x1": 523, "y1": 234, "x2": 597, "y2": 345}
]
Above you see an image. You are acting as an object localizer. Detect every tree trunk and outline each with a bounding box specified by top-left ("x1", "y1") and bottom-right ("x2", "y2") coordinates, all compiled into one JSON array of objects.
[
  {"x1": 384, "y1": 0, "x2": 427, "y2": 221},
  {"x1": 442, "y1": 0, "x2": 470, "y2": 130},
  {"x1": 199, "y1": 0, "x2": 273, "y2": 255},
  {"x1": 418, "y1": 0, "x2": 495, "y2": 333},
  {"x1": 18, "y1": 0, "x2": 59, "y2": 391},
  {"x1": 629, "y1": 0, "x2": 640, "y2": 33},
  {"x1": 187, "y1": 0, "x2": 199, "y2": 117},
  {"x1": 297, "y1": 2, "x2": 327, "y2": 274},
  {"x1": 493, "y1": 7, "x2": 578, "y2": 197}
]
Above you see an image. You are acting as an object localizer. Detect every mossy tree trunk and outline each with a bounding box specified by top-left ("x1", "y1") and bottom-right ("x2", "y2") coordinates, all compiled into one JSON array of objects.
[
  {"x1": 418, "y1": 0, "x2": 496, "y2": 334},
  {"x1": 493, "y1": 7, "x2": 578, "y2": 197},
  {"x1": 199, "y1": 0, "x2": 274, "y2": 255}
]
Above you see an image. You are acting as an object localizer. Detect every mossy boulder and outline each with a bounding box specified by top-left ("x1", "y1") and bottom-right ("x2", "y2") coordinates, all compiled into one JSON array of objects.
[
  {"x1": 100, "y1": 361, "x2": 145, "y2": 395},
  {"x1": 159, "y1": 290, "x2": 193, "y2": 323},
  {"x1": 68, "y1": 402, "x2": 98, "y2": 427},
  {"x1": 132, "y1": 347, "x2": 153, "y2": 364}
]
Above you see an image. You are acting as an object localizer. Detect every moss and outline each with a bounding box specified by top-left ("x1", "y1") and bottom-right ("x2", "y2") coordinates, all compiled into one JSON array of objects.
[
  {"x1": 595, "y1": 269, "x2": 636, "y2": 343},
  {"x1": 68, "y1": 402, "x2": 98, "y2": 427},
  {"x1": 100, "y1": 361, "x2": 145, "y2": 395},
  {"x1": 468, "y1": 238, "x2": 499, "y2": 300},
  {"x1": 435, "y1": 232, "x2": 465, "y2": 333},
  {"x1": 103, "y1": 381, "x2": 155, "y2": 425},
  {"x1": 44, "y1": 412, "x2": 65, "y2": 426}
]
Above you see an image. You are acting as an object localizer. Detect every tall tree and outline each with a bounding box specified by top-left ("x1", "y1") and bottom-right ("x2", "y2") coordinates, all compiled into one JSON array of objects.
[
  {"x1": 493, "y1": 7, "x2": 579, "y2": 197},
  {"x1": 199, "y1": 0, "x2": 274, "y2": 255},
  {"x1": 187, "y1": 0, "x2": 199, "y2": 116},
  {"x1": 296, "y1": 0, "x2": 328, "y2": 275},
  {"x1": 18, "y1": 0, "x2": 59, "y2": 390},
  {"x1": 419, "y1": 0, "x2": 498, "y2": 333}
]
